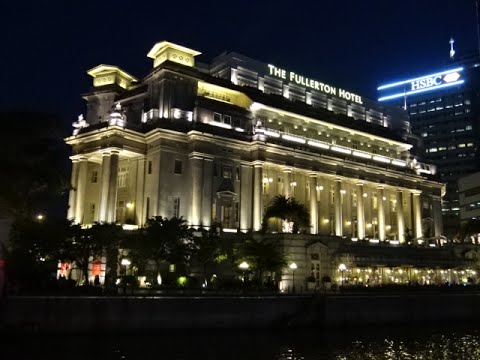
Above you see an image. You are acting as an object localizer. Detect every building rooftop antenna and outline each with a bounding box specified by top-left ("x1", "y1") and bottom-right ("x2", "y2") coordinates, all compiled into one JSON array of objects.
[{"x1": 449, "y1": 38, "x2": 456, "y2": 59}]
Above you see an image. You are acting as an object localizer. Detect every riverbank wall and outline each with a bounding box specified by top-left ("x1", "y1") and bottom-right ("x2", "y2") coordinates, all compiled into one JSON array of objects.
[{"x1": 2, "y1": 293, "x2": 480, "y2": 332}]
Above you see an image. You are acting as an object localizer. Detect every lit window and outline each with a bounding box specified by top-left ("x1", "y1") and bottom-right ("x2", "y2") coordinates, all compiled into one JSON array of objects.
[
  {"x1": 467, "y1": 143, "x2": 474, "y2": 147},
  {"x1": 421, "y1": 133, "x2": 428, "y2": 137},
  {"x1": 466, "y1": 125, "x2": 473, "y2": 130},
  {"x1": 429, "y1": 147, "x2": 438, "y2": 152},
  {"x1": 222, "y1": 165, "x2": 232, "y2": 179},
  {"x1": 458, "y1": 144, "x2": 466, "y2": 148},
  {"x1": 118, "y1": 167, "x2": 128, "y2": 188}
]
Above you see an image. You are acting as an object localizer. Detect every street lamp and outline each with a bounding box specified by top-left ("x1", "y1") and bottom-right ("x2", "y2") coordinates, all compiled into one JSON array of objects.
[
  {"x1": 289, "y1": 262, "x2": 298, "y2": 293},
  {"x1": 339, "y1": 263, "x2": 347, "y2": 286},
  {"x1": 239, "y1": 261, "x2": 249, "y2": 294}
]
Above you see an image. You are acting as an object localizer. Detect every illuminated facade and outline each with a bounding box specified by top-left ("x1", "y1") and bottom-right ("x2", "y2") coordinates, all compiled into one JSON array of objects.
[
  {"x1": 66, "y1": 41, "x2": 450, "y2": 286},
  {"x1": 378, "y1": 53, "x2": 480, "y2": 228}
]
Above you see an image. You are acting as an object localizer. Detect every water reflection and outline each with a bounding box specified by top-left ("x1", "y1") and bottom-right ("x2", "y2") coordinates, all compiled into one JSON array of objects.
[{"x1": 2, "y1": 324, "x2": 480, "y2": 359}]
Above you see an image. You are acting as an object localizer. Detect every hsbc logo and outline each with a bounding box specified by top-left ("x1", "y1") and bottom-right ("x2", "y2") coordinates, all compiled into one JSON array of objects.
[{"x1": 410, "y1": 71, "x2": 462, "y2": 91}]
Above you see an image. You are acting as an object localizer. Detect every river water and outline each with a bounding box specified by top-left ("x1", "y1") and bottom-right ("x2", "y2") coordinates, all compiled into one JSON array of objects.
[{"x1": 2, "y1": 323, "x2": 480, "y2": 359}]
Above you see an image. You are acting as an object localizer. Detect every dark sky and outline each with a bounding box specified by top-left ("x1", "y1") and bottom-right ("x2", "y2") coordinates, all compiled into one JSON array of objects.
[{"x1": 1, "y1": 1, "x2": 477, "y2": 125}]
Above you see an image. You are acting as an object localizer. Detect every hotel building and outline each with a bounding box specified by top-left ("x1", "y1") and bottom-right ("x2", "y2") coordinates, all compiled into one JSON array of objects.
[{"x1": 66, "y1": 41, "x2": 457, "y2": 287}]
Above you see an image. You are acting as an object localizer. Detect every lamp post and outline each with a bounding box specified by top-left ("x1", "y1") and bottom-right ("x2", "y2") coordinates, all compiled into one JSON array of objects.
[
  {"x1": 339, "y1": 263, "x2": 347, "y2": 286},
  {"x1": 239, "y1": 261, "x2": 249, "y2": 294},
  {"x1": 289, "y1": 262, "x2": 298, "y2": 293},
  {"x1": 121, "y1": 258, "x2": 131, "y2": 295}
]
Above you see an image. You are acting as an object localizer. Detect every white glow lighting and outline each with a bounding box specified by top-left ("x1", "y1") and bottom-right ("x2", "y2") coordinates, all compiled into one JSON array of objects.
[
  {"x1": 211, "y1": 121, "x2": 232, "y2": 129},
  {"x1": 307, "y1": 139, "x2": 330, "y2": 149},
  {"x1": 372, "y1": 155, "x2": 391, "y2": 164},
  {"x1": 264, "y1": 129, "x2": 281, "y2": 138},
  {"x1": 234, "y1": 127, "x2": 245, "y2": 132},
  {"x1": 377, "y1": 67, "x2": 464, "y2": 90},
  {"x1": 352, "y1": 151, "x2": 372, "y2": 159},
  {"x1": 390, "y1": 240, "x2": 400, "y2": 245},
  {"x1": 330, "y1": 146, "x2": 352, "y2": 154},
  {"x1": 282, "y1": 134, "x2": 306, "y2": 144},
  {"x1": 378, "y1": 80, "x2": 464, "y2": 101},
  {"x1": 369, "y1": 239, "x2": 379, "y2": 243},
  {"x1": 223, "y1": 228, "x2": 238, "y2": 233},
  {"x1": 391, "y1": 160, "x2": 407, "y2": 167}
]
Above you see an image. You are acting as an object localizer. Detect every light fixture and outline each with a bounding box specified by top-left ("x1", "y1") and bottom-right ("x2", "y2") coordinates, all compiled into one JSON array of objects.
[
  {"x1": 289, "y1": 263, "x2": 298, "y2": 270},
  {"x1": 239, "y1": 261, "x2": 249, "y2": 270},
  {"x1": 316, "y1": 185, "x2": 324, "y2": 191},
  {"x1": 121, "y1": 258, "x2": 131, "y2": 266},
  {"x1": 126, "y1": 202, "x2": 134, "y2": 209}
]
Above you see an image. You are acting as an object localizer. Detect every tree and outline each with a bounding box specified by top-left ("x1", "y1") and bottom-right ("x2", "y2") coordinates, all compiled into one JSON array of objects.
[
  {"x1": 459, "y1": 219, "x2": 480, "y2": 243},
  {"x1": 263, "y1": 195, "x2": 310, "y2": 233},
  {"x1": 0, "y1": 112, "x2": 69, "y2": 218},
  {"x1": 193, "y1": 225, "x2": 229, "y2": 286},
  {"x1": 6, "y1": 217, "x2": 72, "y2": 292},
  {"x1": 130, "y1": 217, "x2": 194, "y2": 284},
  {"x1": 236, "y1": 238, "x2": 287, "y2": 288},
  {"x1": 65, "y1": 223, "x2": 122, "y2": 286}
]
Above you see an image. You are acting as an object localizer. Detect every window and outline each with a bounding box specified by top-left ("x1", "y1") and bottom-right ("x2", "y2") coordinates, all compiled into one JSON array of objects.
[
  {"x1": 278, "y1": 177, "x2": 284, "y2": 195},
  {"x1": 352, "y1": 193, "x2": 357, "y2": 208},
  {"x1": 146, "y1": 197, "x2": 150, "y2": 220},
  {"x1": 174, "y1": 160, "x2": 183, "y2": 175},
  {"x1": 91, "y1": 170, "x2": 98, "y2": 183},
  {"x1": 148, "y1": 161, "x2": 152, "y2": 175},
  {"x1": 235, "y1": 167, "x2": 240, "y2": 181},
  {"x1": 173, "y1": 196, "x2": 180, "y2": 218},
  {"x1": 234, "y1": 202, "x2": 239, "y2": 223},
  {"x1": 466, "y1": 125, "x2": 473, "y2": 130},
  {"x1": 372, "y1": 193, "x2": 377, "y2": 210},
  {"x1": 89, "y1": 203, "x2": 96, "y2": 223},
  {"x1": 223, "y1": 115, "x2": 232, "y2": 125},
  {"x1": 118, "y1": 167, "x2": 128, "y2": 188},
  {"x1": 222, "y1": 165, "x2": 232, "y2": 179},
  {"x1": 330, "y1": 185, "x2": 335, "y2": 204},
  {"x1": 213, "y1": 113, "x2": 222, "y2": 122}
]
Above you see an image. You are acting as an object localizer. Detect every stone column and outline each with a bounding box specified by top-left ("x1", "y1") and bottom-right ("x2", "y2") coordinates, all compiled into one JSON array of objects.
[
  {"x1": 309, "y1": 174, "x2": 318, "y2": 234},
  {"x1": 412, "y1": 191, "x2": 423, "y2": 239},
  {"x1": 378, "y1": 187, "x2": 386, "y2": 241},
  {"x1": 284, "y1": 168, "x2": 291, "y2": 197},
  {"x1": 253, "y1": 162, "x2": 263, "y2": 231},
  {"x1": 202, "y1": 158, "x2": 214, "y2": 228},
  {"x1": 74, "y1": 158, "x2": 88, "y2": 224},
  {"x1": 106, "y1": 151, "x2": 119, "y2": 223},
  {"x1": 334, "y1": 179, "x2": 343, "y2": 236},
  {"x1": 189, "y1": 155, "x2": 204, "y2": 228},
  {"x1": 98, "y1": 152, "x2": 111, "y2": 222},
  {"x1": 432, "y1": 195, "x2": 443, "y2": 237},
  {"x1": 396, "y1": 190, "x2": 405, "y2": 242},
  {"x1": 134, "y1": 157, "x2": 146, "y2": 226},
  {"x1": 356, "y1": 183, "x2": 365, "y2": 240},
  {"x1": 240, "y1": 164, "x2": 253, "y2": 231},
  {"x1": 67, "y1": 159, "x2": 79, "y2": 221}
]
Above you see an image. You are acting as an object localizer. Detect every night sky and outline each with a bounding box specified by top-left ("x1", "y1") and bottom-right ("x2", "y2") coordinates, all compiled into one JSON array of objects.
[{"x1": 1, "y1": 1, "x2": 477, "y2": 125}]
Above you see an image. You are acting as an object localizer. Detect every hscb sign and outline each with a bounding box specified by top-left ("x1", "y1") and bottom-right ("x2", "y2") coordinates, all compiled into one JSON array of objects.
[
  {"x1": 410, "y1": 71, "x2": 461, "y2": 91},
  {"x1": 377, "y1": 67, "x2": 464, "y2": 102}
]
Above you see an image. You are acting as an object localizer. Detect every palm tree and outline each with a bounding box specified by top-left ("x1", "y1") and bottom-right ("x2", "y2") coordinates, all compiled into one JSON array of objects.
[{"x1": 263, "y1": 195, "x2": 310, "y2": 233}]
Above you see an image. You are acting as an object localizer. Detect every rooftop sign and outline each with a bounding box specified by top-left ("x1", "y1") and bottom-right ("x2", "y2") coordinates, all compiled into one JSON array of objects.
[
  {"x1": 267, "y1": 64, "x2": 363, "y2": 104},
  {"x1": 377, "y1": 67, "x2": 464, "y2": 101}
]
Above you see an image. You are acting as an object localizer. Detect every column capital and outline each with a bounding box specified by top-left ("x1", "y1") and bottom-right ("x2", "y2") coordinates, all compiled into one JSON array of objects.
[
  {"x1": 355, "y1": 182, "x2": 364, "y2": 187},
  {"x1": 309, "y1": 173, "x2": 317, "y2": 178},
  {"x1": 101, "y1": 146, "x2": 123, "y2": 156},
  {"x1": 411, "y1": 190, "x2": 422, "y2": 195},
  {"x1": 70, "y1": 155, "x2": 88, "y2": 162},
  {"x1": 253, "y1": 160, "x2": 264, "y2": 168},
  {"x1": 283, "y1": 167, "x2": 292, "y2": 173},
  {"x1": 189, "y1": 151, "x2": 215, "y2": 161}
]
